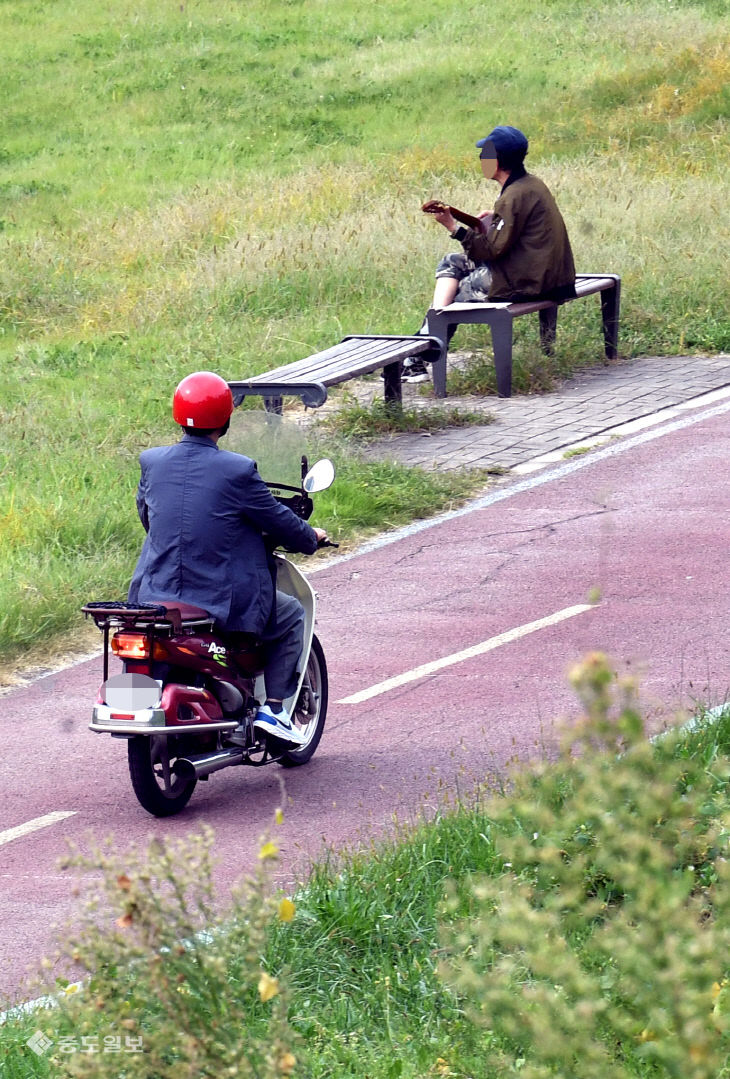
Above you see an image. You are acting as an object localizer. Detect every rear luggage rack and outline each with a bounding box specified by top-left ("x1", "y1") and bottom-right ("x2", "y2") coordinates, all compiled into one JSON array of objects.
[
  {"x1": 82, "y1": 601, "x2": 215, "y2": 681},
  {"x1": 82, "y1": 602, "x2": 214, "y2": 631},
  {"x1": 82, "y1": 602, "x2": 168, "y2": 626}
]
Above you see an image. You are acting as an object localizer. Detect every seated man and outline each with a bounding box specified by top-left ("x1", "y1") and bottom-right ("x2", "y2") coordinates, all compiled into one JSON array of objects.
[
  {"x1": 128, "y1": 371, "x2": 328, "y2": 745},
  {"x1": 404, "y1": 125, "x2": 576, "y2": 382}
]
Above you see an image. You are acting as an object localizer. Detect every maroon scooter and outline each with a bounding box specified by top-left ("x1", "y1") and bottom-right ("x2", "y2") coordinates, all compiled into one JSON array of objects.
[{"x1": 83, "y1": 436, "x2": 336, "y2": 817}]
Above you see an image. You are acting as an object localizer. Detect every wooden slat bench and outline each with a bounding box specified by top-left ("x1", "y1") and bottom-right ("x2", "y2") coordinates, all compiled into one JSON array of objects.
[
  {"x1": 425, "y1": 273, "x2": 621, "y2": 398},
  {"x1": 229, "y1": 334, "x2": 441, "y2": 412}
]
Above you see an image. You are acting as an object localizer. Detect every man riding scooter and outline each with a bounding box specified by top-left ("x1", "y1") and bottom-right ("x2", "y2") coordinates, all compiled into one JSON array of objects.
[{"x1": 127, "y1": 371, "x2": 329, "y2": 745}]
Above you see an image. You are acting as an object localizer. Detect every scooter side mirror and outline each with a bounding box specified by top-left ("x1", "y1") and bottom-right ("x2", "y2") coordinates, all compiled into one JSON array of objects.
[{"x1": 303, "y1": 459, "x2": 335, "y2": 493}]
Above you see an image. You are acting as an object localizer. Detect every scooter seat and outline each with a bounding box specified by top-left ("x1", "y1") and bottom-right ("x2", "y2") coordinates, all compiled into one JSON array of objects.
[{"x1": 151, "y1": 600, "x2": 213, "y2": 625}]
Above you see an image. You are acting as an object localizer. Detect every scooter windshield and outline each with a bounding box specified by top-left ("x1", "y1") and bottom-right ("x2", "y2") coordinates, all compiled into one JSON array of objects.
[{"x1": 226, "y1": 406, "x2": 308, "y2": 491}]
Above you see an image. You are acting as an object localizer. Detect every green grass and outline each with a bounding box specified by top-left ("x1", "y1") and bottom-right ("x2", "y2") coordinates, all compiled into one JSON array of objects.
[
  {"x1": 563, "y1": 445, "x2": 595, "y2": 458},
  {"x1": 319, "y1": 394, "x2": 489, "y2": 440},
  {"x1": 1, "y1": 0, "x2": 729, "y2": 661}
]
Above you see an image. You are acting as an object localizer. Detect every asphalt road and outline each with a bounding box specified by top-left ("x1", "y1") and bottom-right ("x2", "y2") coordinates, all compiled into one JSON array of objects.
[{"x1": 2, "y1": 397, "x2": 729, "y2": 1004}]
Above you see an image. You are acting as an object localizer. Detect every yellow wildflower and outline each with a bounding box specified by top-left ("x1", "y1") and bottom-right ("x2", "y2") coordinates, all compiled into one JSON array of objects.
[
  {"x1": 278, "y1": 1051, "x2": 297, "y2": 1074},
  {"x1": 278, "y1": 898, "x2": 296, "y2": 922},
  {"x1": 258, "y1": 971, "x2": 279, "y2": 1002}
]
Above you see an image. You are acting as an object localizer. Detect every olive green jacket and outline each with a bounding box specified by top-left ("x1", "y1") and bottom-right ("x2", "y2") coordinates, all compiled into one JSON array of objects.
[{"x1": 460, "y1": 171, "x2": 576, "y2": 303}]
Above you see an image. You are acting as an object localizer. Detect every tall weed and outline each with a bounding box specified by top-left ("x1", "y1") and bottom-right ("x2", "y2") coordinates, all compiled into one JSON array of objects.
[
  {"x1": 442, "y1": 654, "x2": 730, "y2": 1078},
  {"x1": 10, "y1": 823, "x2": 300, "y2": 1078}
]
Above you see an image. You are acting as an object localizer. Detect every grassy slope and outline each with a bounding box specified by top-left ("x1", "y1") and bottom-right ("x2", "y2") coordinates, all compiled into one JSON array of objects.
[{"x1": 0, "y1": 0, "x2": 728, "y2": 660}]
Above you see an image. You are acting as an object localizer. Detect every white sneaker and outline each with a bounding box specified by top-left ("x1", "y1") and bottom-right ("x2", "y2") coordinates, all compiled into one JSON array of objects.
[
  {"x1": 402, "y1": 358, "x2": 430, "y2": 383},
  {"x1": 253, "y1": 704, "x2": 307, "y2": 745}
]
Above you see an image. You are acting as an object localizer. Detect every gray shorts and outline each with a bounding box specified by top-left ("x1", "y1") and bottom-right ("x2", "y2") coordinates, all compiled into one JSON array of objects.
[{"x1": 435, "y1": 252, "x2": 492, "y2": 302}]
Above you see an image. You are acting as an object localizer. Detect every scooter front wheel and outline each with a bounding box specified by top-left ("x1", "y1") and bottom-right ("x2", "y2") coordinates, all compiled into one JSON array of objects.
[
  {"x1": 277, "y1": 633, "x2": 328, "y2": 768},
  {"x1": 127, "y1": 735, "x2": 198, "y2": 816}
]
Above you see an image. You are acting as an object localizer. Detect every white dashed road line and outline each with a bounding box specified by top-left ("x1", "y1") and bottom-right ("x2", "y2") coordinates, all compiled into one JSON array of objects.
[
  {"x1": 0, "y1": 811, "x2": 77, "y2": 848},
  {"x1": 337, "y1": 603, "x2": 595, "y2": 705}
]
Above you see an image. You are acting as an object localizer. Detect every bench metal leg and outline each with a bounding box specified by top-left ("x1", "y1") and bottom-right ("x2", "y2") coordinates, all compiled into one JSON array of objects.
[
  {"x1": 425, "y1": 310, "x2": 449, "y2": 398},
  {"x1": 382, "y1": 359, "x2": 403, "y2": 409},
  {"x1": 429, "y1": 307, "x2": 514, "y2": 397},
  {"x1": 600, "y1": 277, "x2": 621, "y2": 360},
  {"x1": 490, "y1": 311, "x2": 514, "y2": 398},
  {"x1": 430, "y1": 345, "x2": 448, "y2": 398},
  {"x1": 539, "y1": 306, "x2": 558, "y2": 355},
  {"x1": 264, "y1": 396, "x2": 283, "y2": 415}
]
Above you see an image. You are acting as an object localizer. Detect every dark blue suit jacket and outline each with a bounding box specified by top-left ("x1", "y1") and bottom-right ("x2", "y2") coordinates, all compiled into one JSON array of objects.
[{"x1": 128, "y1": 435, "x2": 318, "y2": 634}]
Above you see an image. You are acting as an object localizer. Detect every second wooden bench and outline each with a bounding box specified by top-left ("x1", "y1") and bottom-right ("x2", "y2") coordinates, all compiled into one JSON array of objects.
[{"x1": 230, "y1": 333, "x2": 441, "y2": 412}]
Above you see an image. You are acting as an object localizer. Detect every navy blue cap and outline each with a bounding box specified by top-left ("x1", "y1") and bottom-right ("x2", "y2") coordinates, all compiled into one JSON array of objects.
[{"x1": 476, "y1": 126, "x2": 528, "y2": 158}]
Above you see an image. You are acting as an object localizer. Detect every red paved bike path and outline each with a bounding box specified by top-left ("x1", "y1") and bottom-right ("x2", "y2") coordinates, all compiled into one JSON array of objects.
[{"x1": 1, "y1": 403, "x2": 728, "y2": 1003}]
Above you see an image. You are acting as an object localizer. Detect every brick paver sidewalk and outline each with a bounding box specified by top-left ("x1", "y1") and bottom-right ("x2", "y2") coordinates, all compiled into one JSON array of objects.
[{"x1": 348, "y1": 353, "x2": 730, "y2": 473}]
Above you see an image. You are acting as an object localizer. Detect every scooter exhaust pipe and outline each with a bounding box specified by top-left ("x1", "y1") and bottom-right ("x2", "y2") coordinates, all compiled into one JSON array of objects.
[{"x1": 174, "y1": 747, "x2": 244, "y2": 780}]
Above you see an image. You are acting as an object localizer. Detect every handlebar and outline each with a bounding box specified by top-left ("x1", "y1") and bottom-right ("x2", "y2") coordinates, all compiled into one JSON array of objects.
[
  {"x1": 267, "y1": 475, "x2": 337, "y2": 548},
  {"x1": 273, "y1": 491, "x2": 314, "y2": 520}
]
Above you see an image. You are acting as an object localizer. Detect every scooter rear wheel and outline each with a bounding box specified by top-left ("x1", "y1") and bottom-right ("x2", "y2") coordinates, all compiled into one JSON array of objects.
[
  {"x1": 127, "y1": 735, "x2": 198, "y2": 816},
  {"x1": 277, "y1": 633, "x2": 328, "y2": 767}
]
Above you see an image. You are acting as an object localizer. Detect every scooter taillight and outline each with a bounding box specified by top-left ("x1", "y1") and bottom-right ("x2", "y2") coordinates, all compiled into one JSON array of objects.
[
  {"x1": 111, "y1": 632, "x2": 150, "y2": 659},
  {"x1": 111, "y1": 632, "x2": 167, "y2": 660}
]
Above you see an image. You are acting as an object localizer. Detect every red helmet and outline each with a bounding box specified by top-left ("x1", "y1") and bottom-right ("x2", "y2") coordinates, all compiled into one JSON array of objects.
[{"x1": 172, "y1": 371, "x2": 234, "y2": 429}]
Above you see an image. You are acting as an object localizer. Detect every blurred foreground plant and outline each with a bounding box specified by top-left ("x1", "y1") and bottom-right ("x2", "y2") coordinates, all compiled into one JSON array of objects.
[
  {"x1": 40, "y1": 819, "x2": 299, "y2": 1078},
  {"x1": 442, "y1": 653, "x2": 730, "y2": 1078}
]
